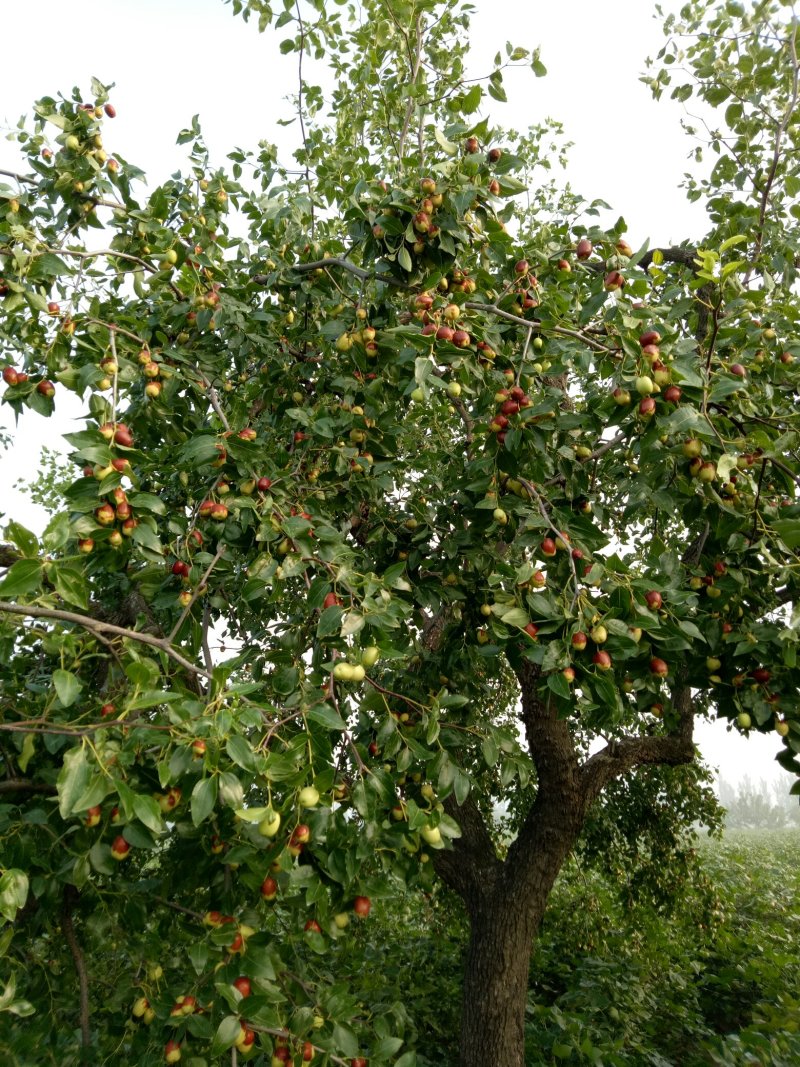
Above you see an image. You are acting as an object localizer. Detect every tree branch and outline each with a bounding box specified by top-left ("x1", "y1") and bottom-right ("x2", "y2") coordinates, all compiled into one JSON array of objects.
[
  {"x1": 499, "y1": 659, "x2": 584, "y2": 899},
  {"x1": 62, "y1": 885, "x2": 91, "y2": 1049},
  {"x1": 0, "y1": 779, "x2": 57, "y2": 796},
  {"x1": 463, "y1": 301, "x2": 618, "y2": 354},
  {"x1": 0, "y1": 601, "x2": 211, "y2": 680},
  {"x1": 254, "y1": 257, "x2": 412, "y2": 289},
  {"x1": 398, "y1": 14, "x2": 424, "y2": 164},
  {"x1": 579, "y1": 683, "x2": 695, "y2": 809}
]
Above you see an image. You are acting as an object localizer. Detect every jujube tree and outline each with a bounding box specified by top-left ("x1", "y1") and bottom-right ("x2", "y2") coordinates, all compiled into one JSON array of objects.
[{"x1": 1, "y1": 1, "x2": 799, "y2": 1065}]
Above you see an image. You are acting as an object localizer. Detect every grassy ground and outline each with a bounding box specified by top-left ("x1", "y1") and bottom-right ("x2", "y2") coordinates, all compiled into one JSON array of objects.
[{"x1": 338, "y1": 829, "x2": 800, "y2": 1065}]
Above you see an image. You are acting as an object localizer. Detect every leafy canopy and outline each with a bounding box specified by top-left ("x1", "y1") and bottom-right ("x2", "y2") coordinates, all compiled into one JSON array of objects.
[{"x1": 1, "y1": 0, "x2": 799, "y2": 1063}]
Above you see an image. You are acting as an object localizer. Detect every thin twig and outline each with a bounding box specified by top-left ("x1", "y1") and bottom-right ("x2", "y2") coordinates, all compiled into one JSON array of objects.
[
  {"x1": 0, "y1": 719, "x2": 172, "y2": 738},
  {"x1": 151, "y1": 895, "x2": 206, "y2": 922},
  {"x1": 398, "y1": 15, "x2": 425, "y2": 164},
  {"x1": 44, "y1": 245, "x2": 159, "y2": 275},
  {"x1": 201, "y1": 602, "x2": 214, "y2": 675},
  {"x1": 294, "y1": 0, "x2": 315, "y2": 236},
  {"x1": 517, "y1": 478, "x2": 581, "y2": 609},
  {"x1": 543, "y1": 431, "x2": 628, "y2": 488},
  {"x1": 201, "y1": 376, "x2": 231, "y2": 433},
  {"x1": 743, "y1": 17, "x2": 800, "y2": 285},
  {"x1": 168, "y1": 545, "x2": 225, "y2": 642},
  {"x1": 464, "y1": 301, "x2": 618, "y2": 354},
  {"x1": 254, "y1": 257, "x2": 412, "y2": 289},
  {"x1": 0, "y1": 169, "x2": 35, "y2": 185},
  {"x1": 0, "y1": 779, "x2": 57, "y2": 796},
  {"x1": 770, "y1": 455, "x2": 800, "y2": 491}
]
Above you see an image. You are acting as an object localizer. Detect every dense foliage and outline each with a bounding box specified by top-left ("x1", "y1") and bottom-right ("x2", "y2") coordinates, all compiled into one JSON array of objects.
[{"x1": 1, "y1": 0, "x2": 799, "y2": 1063}]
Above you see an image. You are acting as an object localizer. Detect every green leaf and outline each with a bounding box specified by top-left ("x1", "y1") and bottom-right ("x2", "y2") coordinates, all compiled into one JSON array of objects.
[
  {"x1": 57, "y1": 745, "x2": 89, "y2": 818},
  {"x1": 453, "y1": 767, "x2": 470, "y2": 806},
  {"x1": 0, "y1": 559, "x2": 43, "y2": 597},
  {"x1": 128, "y1": 491, "x2": 167, "y2": 515},
  {"x1": 306, "y1": 703, "x2": 347, "y2": 730},
  {"x1": 179, "y1": 435, "x2": 222, "y2": 465},
  {"x1": 42, "y1": 511, "x2": 71, "y2": 552},
  {"x1": 331, "y1": 1023, "x2": 359, "y2": 1058},
  {"x1": 218, "y1": 771, "x2": 244, "y2": 809},
  {"x1": 482, "y1": 734, "x2": 499, "y2": 768},
  {"x1": 187, "y1": 941, "x2": 209, "y2": 975},
  {"x1": 133, "y1": 795, "x2": 164, "y2": 834},
  {"x1": 434, "y1": 127, "x2": 459, "y2": 156},
  {"x1": 127, "y1": 689, "x2": 182, "y2": 711},
  {"x1": 772, "y1": 520, "x2": 800, "y2": 549},
  {"x1": 53, "y1": 668, "x2": 82, "y2": 708},
  {"x1": 495, "y1": 606, "x2": 530, "y2": 628},
  {"x1": 211, "y1": 1014, "x2": 243, "y2": 1054},
  {"x1": 5, "y1": 521, "x2": 38, "y2": 557},
  {"x1": 373, "y1": 1037, "x2": 405, "y2": 1058},
  {"x1": 317, "y1": 604, "x2": 344, "y2": 638},
  {"x1": 50, "y1": 565, "x2": 89, "y2": 610},
  {"x1": 131, "y1": 522, "x2": 163, "y2": 555},
  {"x1": 191, "y1": 777, "x2": 218, "y2": 826},
  {"x1": 226, "y1": 734, "x2": 257, "y2": 772},
  {"x1": 719, "y1": 233, "x2": 748, "y2": 252},
  {"x1": 341, "y1": 611, "x2": 364, "y2": 637},
  {"x1": 0, "y1": 870, "x2": 29, "y2": 923},
  {"x1": 579, "y1": 290, "x2": 608, "y2": 324}
]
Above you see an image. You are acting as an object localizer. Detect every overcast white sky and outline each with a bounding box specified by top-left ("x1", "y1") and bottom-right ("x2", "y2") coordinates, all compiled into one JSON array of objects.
[{"x1": 0, "y1": 0, "x2": 790, "y2": 793}]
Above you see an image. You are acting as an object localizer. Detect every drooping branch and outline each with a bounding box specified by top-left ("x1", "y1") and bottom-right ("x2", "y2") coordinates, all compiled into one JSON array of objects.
[
  {"x1": 0, "y1": 601, "x2": 212, "y2": 680},
  {"x1": 0, "y1": 779, "x2": 57, "y2": 796},
  {"x1": 62, "y1": 885, "x2": 91, "y2": 1049}
]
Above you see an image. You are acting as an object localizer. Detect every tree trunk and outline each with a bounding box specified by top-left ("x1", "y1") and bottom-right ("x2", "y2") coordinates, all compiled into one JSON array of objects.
[
  {"x1": 457, "y1": 815, "x2": 579, "y2": 1067},
  {"x1": 458, "y1": 894, "x2": 542, "y2": 1067}
]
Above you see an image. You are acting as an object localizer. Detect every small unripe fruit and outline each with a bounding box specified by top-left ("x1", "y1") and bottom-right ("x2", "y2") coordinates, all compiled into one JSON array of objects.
[
  {"x1": 421, "y1": 823, "x2": 442, "y2": 846},
  {"x1": 298, "y1": 786, "x2": 320, "y2": 809},
  {"x1": 258, "y1": 810, "x2": 281, "y2": 837}
]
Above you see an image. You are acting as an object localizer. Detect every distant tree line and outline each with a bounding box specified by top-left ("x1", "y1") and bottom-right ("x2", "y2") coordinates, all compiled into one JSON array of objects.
[{"x1": 718, "y1": 774, "x2": 800, "y2": 830}]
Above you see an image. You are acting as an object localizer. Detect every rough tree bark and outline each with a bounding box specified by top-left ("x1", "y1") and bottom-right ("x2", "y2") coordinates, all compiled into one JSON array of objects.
[{"x1": 434, "y1": 660, "x2": 696, "y2": 1067}]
